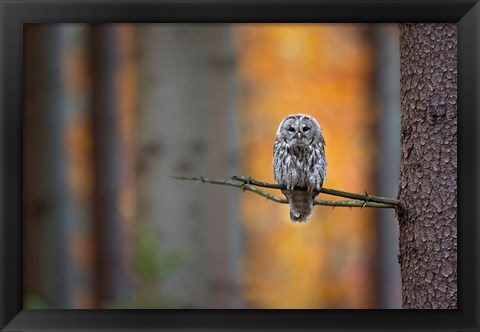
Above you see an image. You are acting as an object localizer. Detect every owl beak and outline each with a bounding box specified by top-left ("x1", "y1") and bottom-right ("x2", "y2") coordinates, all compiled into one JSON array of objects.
[{"x1": 296, "y1": 132, "x2": 303, "y2": 140}]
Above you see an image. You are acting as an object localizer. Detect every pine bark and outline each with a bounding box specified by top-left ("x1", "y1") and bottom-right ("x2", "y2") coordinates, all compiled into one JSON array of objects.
[{"x1": 397, "y1": 24, "x2": 457, "y2": 309}]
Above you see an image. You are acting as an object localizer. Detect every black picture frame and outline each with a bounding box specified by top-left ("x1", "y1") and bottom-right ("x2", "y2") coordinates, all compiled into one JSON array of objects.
[{"x1": 1, "y1": 0, "x2": 479, "y2": 331}]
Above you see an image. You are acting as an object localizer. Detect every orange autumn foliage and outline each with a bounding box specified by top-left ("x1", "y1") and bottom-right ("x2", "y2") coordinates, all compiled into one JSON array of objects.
[{"x1": 236, "y1": 24, "x2": 377, "y2": 308}]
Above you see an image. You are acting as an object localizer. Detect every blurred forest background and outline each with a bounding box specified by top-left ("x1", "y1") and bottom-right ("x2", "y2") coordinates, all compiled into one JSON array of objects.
[{"x1": 23, "y1": 23, "x2": 401, "y2": 309}]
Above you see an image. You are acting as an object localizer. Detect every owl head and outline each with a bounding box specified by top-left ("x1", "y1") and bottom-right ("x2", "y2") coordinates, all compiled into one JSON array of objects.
[{"x1": 276, "y1": 114, "x2": 323, "y2": 146}]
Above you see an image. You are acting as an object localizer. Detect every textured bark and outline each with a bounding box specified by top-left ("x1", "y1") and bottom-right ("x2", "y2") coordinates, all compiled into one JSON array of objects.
[{"x1": 398, "y1": 24, "x2": 457, "y2": 309}]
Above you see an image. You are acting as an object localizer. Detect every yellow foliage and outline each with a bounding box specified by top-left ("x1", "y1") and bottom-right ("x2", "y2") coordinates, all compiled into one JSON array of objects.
[{"x1": 236, "y1": 24, "x2": 376, "y2": 308}]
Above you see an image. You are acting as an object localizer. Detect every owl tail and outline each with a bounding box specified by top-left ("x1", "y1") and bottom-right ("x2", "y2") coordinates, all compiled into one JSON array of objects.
[{"x1": 283, "y1": 190, "x2": 315, "y2": 223}]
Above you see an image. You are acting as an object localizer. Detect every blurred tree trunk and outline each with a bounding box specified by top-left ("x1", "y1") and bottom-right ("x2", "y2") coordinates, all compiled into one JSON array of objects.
[
  {"x1": 135, "y1": 24, "x2": 242, "y2": 308},
  {"x1": 90, "y1": 24, "x2": 133, "y2": 308},
  {"x1": 24, "y1": 24, "x2": 93, "y2": 308},
  {"x1": 397, "y1": 24, "x2": 457, "y2": 309},
  {"x1": 372, "y1": 24, "x2": 402, "y2": 309}
]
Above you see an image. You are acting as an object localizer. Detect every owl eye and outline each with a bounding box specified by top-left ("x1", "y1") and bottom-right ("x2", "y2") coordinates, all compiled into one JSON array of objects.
[
  {"x1": 288, "y1": 127, "x2": 295, "y2": 133},
  {"x1": 303, "y1": 126, "x2": 310, "y2": 132}
]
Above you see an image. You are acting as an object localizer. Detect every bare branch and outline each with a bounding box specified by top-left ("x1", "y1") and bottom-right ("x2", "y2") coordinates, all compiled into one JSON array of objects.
[
  {"x1": 172, "y1": 175, "x2": 398, "y2": 209},
  {"x1": 231, "y1": 175, "x2": 400, "y2": 205}
]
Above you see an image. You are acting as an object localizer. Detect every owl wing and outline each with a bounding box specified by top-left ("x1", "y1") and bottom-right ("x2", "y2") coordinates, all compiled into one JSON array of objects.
[
  {"x1": 273, "y1": 139, "x2": 287, "y2": 185},
  {"x1": 310, "y1": 138, "x2": 327, "y2": 194}
]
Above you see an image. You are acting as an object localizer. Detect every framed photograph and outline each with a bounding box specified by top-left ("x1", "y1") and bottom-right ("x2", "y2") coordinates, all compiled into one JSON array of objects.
[{"x1": 1, "y1": 0, "x2": 478, "y2": 331}]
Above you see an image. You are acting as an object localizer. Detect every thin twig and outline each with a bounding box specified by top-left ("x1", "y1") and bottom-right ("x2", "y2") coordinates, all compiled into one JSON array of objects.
[
  {"x1": 231, "y1": 175, "x2": 400, "y2": 205},
  {"x1": 172, "y1": 175, "x2": 398, "y2": 209}
]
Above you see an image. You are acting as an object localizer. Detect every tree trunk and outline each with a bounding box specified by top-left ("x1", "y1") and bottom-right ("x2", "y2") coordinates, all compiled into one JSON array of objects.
[
  {"x1": 397, "y1": 23, "x2": 457, "y2": 309},
  {"x1": 91, "y1": 24, "x2": 133, "y2": 308},
  {"x1": 24, "y1": 24, "x2": 93, "y2": 308},
  {"x1": 135, "y1": 24, "x2": 242, "y2": 308}
]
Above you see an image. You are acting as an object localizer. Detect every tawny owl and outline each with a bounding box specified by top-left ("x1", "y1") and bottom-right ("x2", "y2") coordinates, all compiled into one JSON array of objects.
[{"x1": 273, "y1": 114, "x2": 327, "y2": 223}]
